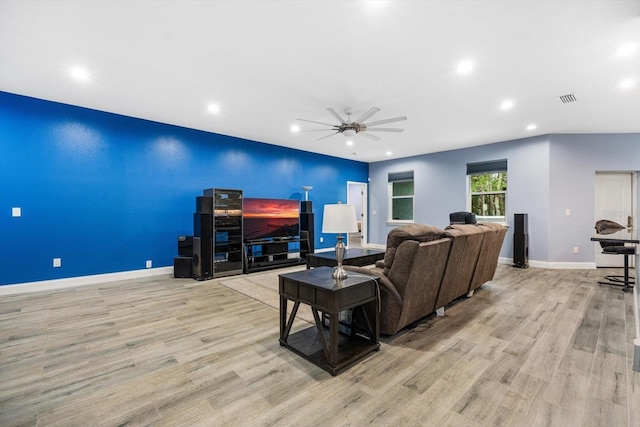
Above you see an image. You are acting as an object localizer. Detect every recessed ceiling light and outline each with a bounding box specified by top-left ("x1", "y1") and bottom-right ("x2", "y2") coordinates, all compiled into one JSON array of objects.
[
  {"x1": 619, "y1": 78, "x2": 635, "y2": 90},
  {"x1": 290, "y1": 124, "x2": 300, "y2": 133},
  {"x1": 385, "y1": 151, "x2": 392, "y2": 156},
  {"x1": 500, "y1": 100, "x2": 514, "y2": 110},
  {"x1": 207, "y1": 103, "x2": 220, "y2": 114},
  {"x1": 70, "y1": 66, "x2": 90, "y2": 81},
  {"x1": 617, "y1": 43, "x2": 637, "y2": 57},
  {"x1": 526, "y1": 124, "x2": 537, "y2": 131},
  {"x1": 457, "y1": 60, "x2": 474, "y2": 74},
  {"x1": 346, "y1": 139, "x2": 354, "y2": 146}
]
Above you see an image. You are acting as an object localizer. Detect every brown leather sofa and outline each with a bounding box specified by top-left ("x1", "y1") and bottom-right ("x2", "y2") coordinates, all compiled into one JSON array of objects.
[{"x1": 345, "y1": 222, "x2": 507, "y2": 335}]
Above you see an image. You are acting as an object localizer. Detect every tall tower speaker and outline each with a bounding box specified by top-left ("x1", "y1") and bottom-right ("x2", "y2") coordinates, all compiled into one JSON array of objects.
[
  {"x1": 193, "y1": 213, "x2": 213, "y2": 279},
  {"x1": 300, "y1": 201, "x2": 314, "y2": 255},
  {"x1": 300, "y1": 213, "x2": 314, "y2": 254},
  {"x1": 196, "y1": 196, "x2": 213, "y2": 213},
  {"x1": 513, "y1": 213, "x2": 529, "y2": 268}
]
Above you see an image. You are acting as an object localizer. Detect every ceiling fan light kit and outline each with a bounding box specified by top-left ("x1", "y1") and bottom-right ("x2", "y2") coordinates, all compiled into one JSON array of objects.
[{"x1": 297, "y1": 107, "x2": 406, "y2": 142}]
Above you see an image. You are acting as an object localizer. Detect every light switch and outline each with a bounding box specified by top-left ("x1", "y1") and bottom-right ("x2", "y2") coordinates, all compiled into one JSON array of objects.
[
  {"x1": 53, "y1": 258, "x2": 62, "y2": 267},
  {"x1": 12, "y1": 207, "x2": 21, "y2": 217},
  {"x1": 565, "y1": 209, "x2": 571, "y2": 217}
]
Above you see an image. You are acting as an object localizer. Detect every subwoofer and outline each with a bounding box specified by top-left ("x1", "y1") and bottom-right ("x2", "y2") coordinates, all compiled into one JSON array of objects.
[
  {"x1": 513, "y1": 213, "x2": 529, "y2": 268},
  {"x1": 173, "y1": 256, "x2": 192, "y2": 278}
]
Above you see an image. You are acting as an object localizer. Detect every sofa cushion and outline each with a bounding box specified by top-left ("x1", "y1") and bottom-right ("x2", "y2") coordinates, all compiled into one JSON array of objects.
[{"x1": 382, "y1": 224, "x2": 446, "y2": 274}]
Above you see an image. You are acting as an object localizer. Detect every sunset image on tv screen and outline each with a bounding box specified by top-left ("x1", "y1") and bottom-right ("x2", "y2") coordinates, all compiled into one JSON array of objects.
[{"x1": 243, "y1": 198, "x2": 299, "y2": 240}]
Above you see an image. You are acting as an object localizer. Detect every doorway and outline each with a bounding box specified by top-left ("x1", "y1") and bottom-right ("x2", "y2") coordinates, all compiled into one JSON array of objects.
[
  {"x1": 594, "y1": 172, "x2": 636, "y2": 267},
  {"x1": 347, "y1": 181, "x2": 368, "y2": 248}
]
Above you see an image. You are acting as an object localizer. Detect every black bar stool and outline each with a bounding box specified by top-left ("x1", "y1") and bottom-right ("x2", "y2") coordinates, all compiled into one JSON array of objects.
[{"x1": 598, "y1": 243, "x2": 635, "y2": 292}]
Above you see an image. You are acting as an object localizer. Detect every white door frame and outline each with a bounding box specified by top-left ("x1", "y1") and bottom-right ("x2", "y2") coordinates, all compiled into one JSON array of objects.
[{"x1": 347, "y1": 181, "x2": 368, "y2": 247}]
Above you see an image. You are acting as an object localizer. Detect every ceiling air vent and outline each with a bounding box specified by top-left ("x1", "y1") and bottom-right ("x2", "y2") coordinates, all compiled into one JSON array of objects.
[{"x1": 559, "y1": 93, "x2": 577, "y2": 103}]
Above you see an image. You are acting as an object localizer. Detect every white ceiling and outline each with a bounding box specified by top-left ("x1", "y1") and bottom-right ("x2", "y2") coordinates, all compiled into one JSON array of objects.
[{"x1": 1, "y1": 0, "x2": 639, "y2": 163}]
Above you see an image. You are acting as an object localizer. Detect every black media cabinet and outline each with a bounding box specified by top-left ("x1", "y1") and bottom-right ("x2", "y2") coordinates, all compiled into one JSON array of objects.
[{"x1": 244, "y1": 238, "x2": 308, "y2": 273}]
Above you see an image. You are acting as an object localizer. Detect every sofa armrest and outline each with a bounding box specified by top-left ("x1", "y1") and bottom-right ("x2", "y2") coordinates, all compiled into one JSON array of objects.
[{"x1": 343, "y1": 266, "x2": 403, "y2": 307}]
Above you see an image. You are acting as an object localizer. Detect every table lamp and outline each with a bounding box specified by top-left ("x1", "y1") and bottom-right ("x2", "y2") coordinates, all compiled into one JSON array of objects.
[{"x1": 322, "y1": 203, "x2": 359, "y2": 280}]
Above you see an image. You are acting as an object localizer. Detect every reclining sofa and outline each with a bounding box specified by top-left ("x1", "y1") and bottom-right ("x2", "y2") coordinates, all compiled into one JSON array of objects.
[{"x1": 345, "y1": 222, "x2": 507, "y2": 335}]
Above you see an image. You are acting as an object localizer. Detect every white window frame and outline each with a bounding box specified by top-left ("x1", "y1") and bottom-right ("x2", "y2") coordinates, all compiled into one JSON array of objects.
[
  {"x1": 388, "y1": 178, "x2": 414, "y2": 224},
  {"x1": 466, "y1": 172, "x2": 507, "y2": 224}
]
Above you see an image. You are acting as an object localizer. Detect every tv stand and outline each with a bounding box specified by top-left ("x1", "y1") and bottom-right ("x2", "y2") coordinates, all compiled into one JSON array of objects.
[{"x1": 244, "y1": 238, "x2": 308, "y2": 273}]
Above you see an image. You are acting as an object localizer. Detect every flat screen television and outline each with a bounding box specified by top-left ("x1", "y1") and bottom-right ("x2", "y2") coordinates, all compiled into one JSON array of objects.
[{"x1": 243, "y1": 198, "x2": 300, "y2": 241}]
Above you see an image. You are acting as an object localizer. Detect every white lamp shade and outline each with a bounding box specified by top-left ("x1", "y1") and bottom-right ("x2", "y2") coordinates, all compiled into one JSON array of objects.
[{"x1": 322, "y1": 204, "x2": 359, "y2": 233}]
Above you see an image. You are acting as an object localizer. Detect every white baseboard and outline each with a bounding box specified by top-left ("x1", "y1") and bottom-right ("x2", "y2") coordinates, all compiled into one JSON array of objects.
[
  {"x1": 0, "y1": 267, "x2": 174, "y2": 296},
  {"x1": 499, "y1": 257, "x2": 596, "y2": 270}
]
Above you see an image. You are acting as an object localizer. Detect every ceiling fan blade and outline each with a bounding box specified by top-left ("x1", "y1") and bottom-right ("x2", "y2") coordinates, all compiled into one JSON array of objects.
[
  {"x1": 364, "y1": 116, "x2": 407, "y2": 127},
  {"x1": 354, "y1": 107, "x2": 380, "y2": 124},
  {"x1": 296, "y1": 118, "x2": 336, "y2": 127},
  {"x1": 316, "y1": 132, "x2": 340, "y2": 141},
  {"x1": 359, "y1": 132, "x2": 380, "y2": 141},
  {"x1": 326, "y1": 107, "x2": 347, "y2": 124},
  {"x1": 364, "y1": 127, "x2": 404, "y2": 133},
  {"x1": 301, "y1": 129, "x2": 338, "y2": 132}
]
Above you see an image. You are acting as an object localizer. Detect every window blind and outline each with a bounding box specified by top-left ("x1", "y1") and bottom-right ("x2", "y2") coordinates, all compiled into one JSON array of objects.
[
  {"x1": 388, "y1": 171, "x2": 414, "y2": 182},
  {"x1": 466, "y1": 159, "x2": 507, "y2": 175}
]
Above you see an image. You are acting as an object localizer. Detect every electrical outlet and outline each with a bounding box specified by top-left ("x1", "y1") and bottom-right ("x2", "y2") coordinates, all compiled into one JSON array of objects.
[
  {"x1": 146, "y1": 260, "x2": 152, "y2": 269},
  {"x1": 565, "y1": 209, "x2": 571, "y2": 216},
  {"x1": 53, "y1": 258, "x2": 62, "y2": 267},
  {"x1": 319, "y1": 237, "x2": 324, "y2": 243},
  {"x1": 12, "y1": 207, "x2": 21, "y2": 217},
  {"x1": 573, "y1": 246, "x2": 579, "y2": 254}
]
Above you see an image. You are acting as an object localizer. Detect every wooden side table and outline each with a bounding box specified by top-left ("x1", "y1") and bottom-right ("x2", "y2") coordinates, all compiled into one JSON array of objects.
[
  {"x1": 279, "y1": 267, "x2": 379, "y2": 375},
  {"x1": 306, "y1": 248, "x2": 384, "y2": 269}
]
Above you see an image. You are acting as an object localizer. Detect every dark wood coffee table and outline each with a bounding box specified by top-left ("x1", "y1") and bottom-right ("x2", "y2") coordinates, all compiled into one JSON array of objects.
[
  {"x1": 279, "y1": 267, "x2": 380, "y2": 375},
  {"x1": 306, "y1": 248, "x2": 384, "y2": 269}
]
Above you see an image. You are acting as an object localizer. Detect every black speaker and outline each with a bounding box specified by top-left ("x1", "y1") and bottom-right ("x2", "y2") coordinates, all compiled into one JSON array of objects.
[
  {"x1": 301, "y1": 201, "x2": 313, "y2": 213},
  {"x1": 193, "y1": 213, "x2": 213, "y2": 279},
  {"x1": 194, "y1": 213, "x2": 212, "y2": 238},
  {"x1": 173, "y1": 257, "x2": 192, "y2": 278},
  {"x1": 196, "y1": 196, "x2": 213, "y2": 213},
  {"x1": 177, "y1": 235, "x2": 193, "y2": 257},
  {"x1": 513, "y1": 213, "x2": 529, "y2": 268},
  {"x1": 193, "y1": 237, "x2": 213, "y2": 279},
  {"x1": 300, "y1": 212, "x2": 314, "y2": 254},
  {"x1": 514, "y1": 213, "x2": 528, "y2": 234}
]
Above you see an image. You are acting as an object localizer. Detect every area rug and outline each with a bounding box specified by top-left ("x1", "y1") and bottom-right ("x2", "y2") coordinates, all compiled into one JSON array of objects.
[{"x1": 217, "y1": 265, "x2": 315, "y2": 324}]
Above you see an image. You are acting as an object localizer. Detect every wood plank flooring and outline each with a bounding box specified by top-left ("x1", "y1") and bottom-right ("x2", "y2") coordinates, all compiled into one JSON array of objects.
[{"x1": 1, "y1": 265, "x2": 638, "y2": 426}]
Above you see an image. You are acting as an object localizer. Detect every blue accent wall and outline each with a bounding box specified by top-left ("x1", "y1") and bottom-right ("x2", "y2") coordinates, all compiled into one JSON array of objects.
[{"x1": 0, "y1": 92, "x2": 368, "y2": 285}]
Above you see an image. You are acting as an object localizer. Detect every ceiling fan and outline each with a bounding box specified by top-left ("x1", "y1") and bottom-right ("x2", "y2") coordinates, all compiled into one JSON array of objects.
[{"x1": 297, "y1": 107, "x2": 407, "y2": 141}]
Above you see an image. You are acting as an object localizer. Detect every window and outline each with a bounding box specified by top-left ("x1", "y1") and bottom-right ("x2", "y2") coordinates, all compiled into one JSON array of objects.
[
  {"x1": 388, "y1": 171, "x2": 414, "y2": 222},
  {"x1": 467, "y1": 160, "x2": 507, "y2": 223}
]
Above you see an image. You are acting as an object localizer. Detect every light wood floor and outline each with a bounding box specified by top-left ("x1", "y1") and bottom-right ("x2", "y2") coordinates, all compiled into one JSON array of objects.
[{"x1": 1, "y1": 265, "x2": 638, "y2": 426}]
